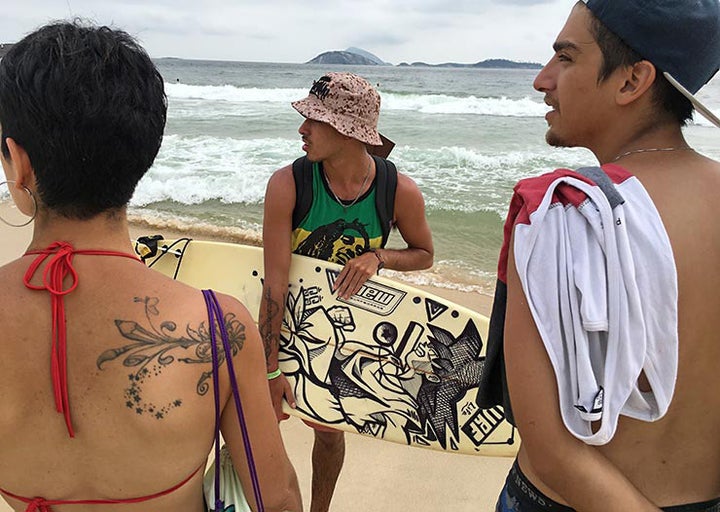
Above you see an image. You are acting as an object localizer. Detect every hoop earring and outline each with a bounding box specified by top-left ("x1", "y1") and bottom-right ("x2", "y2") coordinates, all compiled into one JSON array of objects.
[{"x1": 0, "y1": 180, "x2": 37, "y2": 227}]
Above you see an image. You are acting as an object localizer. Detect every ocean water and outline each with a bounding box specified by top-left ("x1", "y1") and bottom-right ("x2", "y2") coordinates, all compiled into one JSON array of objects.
[{"x1": 19, "y1": 59, "x2": 720, "y2": 294}]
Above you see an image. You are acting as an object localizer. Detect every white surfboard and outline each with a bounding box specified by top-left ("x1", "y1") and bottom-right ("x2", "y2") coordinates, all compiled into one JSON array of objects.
[{"x1": 137, "y1": 236, "x2": 517, "y2": 457}]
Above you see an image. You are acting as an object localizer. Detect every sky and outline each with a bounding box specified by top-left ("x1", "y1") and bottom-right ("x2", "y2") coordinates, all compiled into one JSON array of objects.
[{"x1": 2, "y1": 0, "x2": 577, "y2": 65}]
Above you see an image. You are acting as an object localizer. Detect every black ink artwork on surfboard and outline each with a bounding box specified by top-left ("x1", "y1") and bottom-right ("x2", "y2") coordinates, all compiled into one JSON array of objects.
[{"x1": 137, "y1": 236, "x2": 517, "y2": 456}]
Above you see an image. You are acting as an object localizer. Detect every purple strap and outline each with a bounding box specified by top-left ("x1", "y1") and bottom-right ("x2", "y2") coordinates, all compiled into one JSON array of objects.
[{"x1": 203, "y1": 289, "x2": 264, "y2": 512}]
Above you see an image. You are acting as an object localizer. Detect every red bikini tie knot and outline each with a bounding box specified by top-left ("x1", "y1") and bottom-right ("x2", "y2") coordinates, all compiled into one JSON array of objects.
[
  {"x1": 23, "y1": 242, "x2": 141, "y2": 439},
  {"x1": 23, "y1": 241, "x2": 81, "y2": 438},
  {"x1": 26, "y1": 497, "x2": 51, "y2": 512}
]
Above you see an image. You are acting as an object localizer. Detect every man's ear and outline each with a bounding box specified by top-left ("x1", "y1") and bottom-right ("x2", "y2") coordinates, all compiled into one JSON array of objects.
[
  {"x1": 617, "y1": 60, "x2": 656, "y2": 106},
  {"x1": 4, "y1": 137, "x2": 36, "y2": 190}
]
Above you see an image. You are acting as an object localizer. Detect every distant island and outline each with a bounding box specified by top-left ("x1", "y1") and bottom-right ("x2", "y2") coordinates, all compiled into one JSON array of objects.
[
  {"x1": 397, "y1": 58, "x2": 541, "y2": 69},
  {"x1": 307, "y1": 47, "x2": 391, "y2": 66},
  {"x1": 307, "y1": 47, "x2": 540, "y2": 69},
  {"x1": 308, "y1": 51, "x2": 379, "y2": 66}
]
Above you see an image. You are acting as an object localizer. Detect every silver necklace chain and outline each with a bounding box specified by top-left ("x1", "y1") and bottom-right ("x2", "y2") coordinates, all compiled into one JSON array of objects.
[
  {"x1": 611, "y1": 146, "x2": 694, "y2": 163},
  {"x1": 323, "y1": 157, "x2": 372, "y2": 211}
]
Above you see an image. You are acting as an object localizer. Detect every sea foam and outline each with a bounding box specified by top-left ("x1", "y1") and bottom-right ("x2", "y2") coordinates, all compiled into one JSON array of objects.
[{"x1": 165, "y1": 82, "x2": 549, "y2": 118}]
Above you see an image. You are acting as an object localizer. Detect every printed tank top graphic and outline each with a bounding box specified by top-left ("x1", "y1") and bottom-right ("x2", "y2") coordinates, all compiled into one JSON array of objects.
[{"x1": 292, "y1": 162, "x2": 384, "y2": 264}]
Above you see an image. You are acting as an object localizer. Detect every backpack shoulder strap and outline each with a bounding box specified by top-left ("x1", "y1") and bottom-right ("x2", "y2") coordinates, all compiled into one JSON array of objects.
[
  {"x1": 292, "y1": 156, "x2": 316, "y2": 230},
  {"x1": 372, "y1": 155, "x2": 398, "y2": 247}
]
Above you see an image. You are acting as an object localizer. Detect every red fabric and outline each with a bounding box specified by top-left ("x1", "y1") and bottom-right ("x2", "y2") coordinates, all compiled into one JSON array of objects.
[
  {"x1": 495, "y1": 164, "x2": 633, "y2": 283},
  {"x1": 23, "y1": 242, "x2": 141, "y2": 438},
  {"x1": 0, "y1": 464, "x2": 203, "y2": 511}
]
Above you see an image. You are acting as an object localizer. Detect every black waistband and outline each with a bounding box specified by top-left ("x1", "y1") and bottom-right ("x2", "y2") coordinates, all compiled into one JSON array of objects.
[
  {"x1": 664, "y1": 499, "x2": 720, "y2": 512},
  {"x1": 504, "y1": 461, "x2": 573, "y2": 511},
  {"x1": 506, "y1": 460, "x2": 720, "y2": 512}
]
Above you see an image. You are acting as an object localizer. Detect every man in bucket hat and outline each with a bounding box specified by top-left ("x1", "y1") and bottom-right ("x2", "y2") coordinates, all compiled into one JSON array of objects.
[
  {"x1": 260, "y1": 72, "x2": 433, "y2": 512},
  {"x1": 477, "y1": 1, "x2": 720, "y2": 511}
]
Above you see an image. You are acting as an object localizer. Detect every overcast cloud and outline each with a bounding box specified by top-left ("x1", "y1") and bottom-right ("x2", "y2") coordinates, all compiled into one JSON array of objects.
[{"x1": 2, "y1": 0, "x2": 577, "y2": 65}]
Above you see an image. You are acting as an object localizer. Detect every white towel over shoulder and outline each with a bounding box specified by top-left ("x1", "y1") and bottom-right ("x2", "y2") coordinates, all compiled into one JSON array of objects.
[{"x1": 512, "y1": 167, "x2": 678, "y2": 445}]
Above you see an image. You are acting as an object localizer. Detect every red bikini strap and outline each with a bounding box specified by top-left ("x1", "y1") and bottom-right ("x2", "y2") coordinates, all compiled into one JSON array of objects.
[
  {"x1": 0, "y1": 463, "x2": 203, "y2": 511},
  {"x1": 23, "y1": 241, "x2": 141, "y2": 437}
]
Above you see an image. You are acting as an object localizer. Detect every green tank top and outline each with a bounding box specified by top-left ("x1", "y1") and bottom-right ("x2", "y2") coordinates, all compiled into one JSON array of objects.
[{"x1": 291, "y1": 162, "x2": 384, "y2": 264}]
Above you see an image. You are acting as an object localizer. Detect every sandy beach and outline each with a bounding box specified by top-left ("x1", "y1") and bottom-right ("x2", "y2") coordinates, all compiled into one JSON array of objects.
[{"x1": 0, "y1": 204, "x2": 512, "y2": 511}]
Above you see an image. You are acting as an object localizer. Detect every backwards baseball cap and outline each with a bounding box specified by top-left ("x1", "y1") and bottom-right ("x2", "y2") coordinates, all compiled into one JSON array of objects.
[
  {"x1": 583, "y1": 0, "x2": 720, "y2": 128},
  {"x1": 292, "y1": 72, "x2": 383, "y2": 146}
]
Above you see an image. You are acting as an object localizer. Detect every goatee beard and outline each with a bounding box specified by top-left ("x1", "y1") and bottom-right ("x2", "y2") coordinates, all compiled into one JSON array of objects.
[{"x1": 546, "y1": 131, "x2": 567, "y2": 148}]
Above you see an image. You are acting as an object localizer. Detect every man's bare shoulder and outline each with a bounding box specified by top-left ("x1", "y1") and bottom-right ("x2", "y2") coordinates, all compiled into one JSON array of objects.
[
  {"x1": 273, "y1": 163, "x2": 294, "y2": 176},
  {"x1": 264, "y1": 163, "x2": 297, "y2": 213},
  {"x1": 395, "y1": 170, "x2": 423, "y2": 196},
  {"x1": 267, "y1": 163, "x2": 295, "y2": 190},
  {"x1": 702, "y1": 154, "x2": 720, "y2": 176},
  {"x1": 673, "y1": 153, "x2": 720, "y2": 197},
  {"x1": 691, "y1": 151, "x2": 720, "y2": 171}
]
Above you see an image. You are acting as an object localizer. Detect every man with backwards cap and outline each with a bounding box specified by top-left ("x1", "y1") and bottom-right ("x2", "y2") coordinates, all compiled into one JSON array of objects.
[
  {"x1": 260, "y1": 72, "x2": 433, "y2": 512},
  {"x1": 477, "y1": 1, "x2": 720, "y2": 511}
]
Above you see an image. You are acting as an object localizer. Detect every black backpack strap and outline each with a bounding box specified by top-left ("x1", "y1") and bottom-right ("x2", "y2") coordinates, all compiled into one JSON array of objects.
[
  {"x1": 293, "y1": 155, "x2": 397, "y2": 244},
  {"x1": 372, "y1": 155, "x2": 398, "y2": 247},
  {"x1": 292, "y1": 156, "x2": 316, "y2": 230}
]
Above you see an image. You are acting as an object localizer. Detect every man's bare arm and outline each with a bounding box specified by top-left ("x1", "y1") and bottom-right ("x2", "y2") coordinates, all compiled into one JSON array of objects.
[{"x1": 259, "y1": 166, "x2": 296, "y2": 420}]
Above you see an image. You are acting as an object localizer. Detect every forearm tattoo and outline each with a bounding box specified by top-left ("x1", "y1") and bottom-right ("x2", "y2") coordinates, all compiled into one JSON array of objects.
[
  {"x1": 260, "y1": 286, "x2": 283, "y2": 364},
  {"x1": 97, "y1": 296, "x2": 245, "y2": 420}
]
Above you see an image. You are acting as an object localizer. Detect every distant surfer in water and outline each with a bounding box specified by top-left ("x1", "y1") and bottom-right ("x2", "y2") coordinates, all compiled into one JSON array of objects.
[
  {"x1": 260, "y1": 72, "x2": 433, "y2": 512},
  {"x1": 478, "y1": 1, "x2": 720, "y2": 511}
]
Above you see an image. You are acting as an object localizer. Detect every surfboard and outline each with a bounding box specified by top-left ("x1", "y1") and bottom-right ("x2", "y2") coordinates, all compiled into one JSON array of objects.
[{"x1": 136, "y1": 236, "x2": 517, "y2": 457}]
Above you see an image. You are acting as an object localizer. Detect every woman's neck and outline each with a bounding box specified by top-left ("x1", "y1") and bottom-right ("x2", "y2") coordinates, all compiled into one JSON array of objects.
[{"x1": 27, "y1": 210, "x2": 134, "y2": 253}]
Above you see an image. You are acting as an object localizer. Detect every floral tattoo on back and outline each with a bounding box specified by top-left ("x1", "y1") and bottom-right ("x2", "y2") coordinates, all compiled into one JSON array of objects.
[{"x1": 97, "y1": 296, "x2": 245, "y2": 420}]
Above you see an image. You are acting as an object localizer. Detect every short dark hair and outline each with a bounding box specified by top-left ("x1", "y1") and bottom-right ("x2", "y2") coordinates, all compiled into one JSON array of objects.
[
  {"x1": 585, "y1": 5, "x2": 694, "y2": 126},
  {"x1": 0, "y1": 20, "x2": 167, "y2": 219}
]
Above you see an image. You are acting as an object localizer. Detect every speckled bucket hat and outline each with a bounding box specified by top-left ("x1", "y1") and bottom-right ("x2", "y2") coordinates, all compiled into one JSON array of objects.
[{"x1": 292, "y1": 72, "x2": 383, "y2": 146}]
